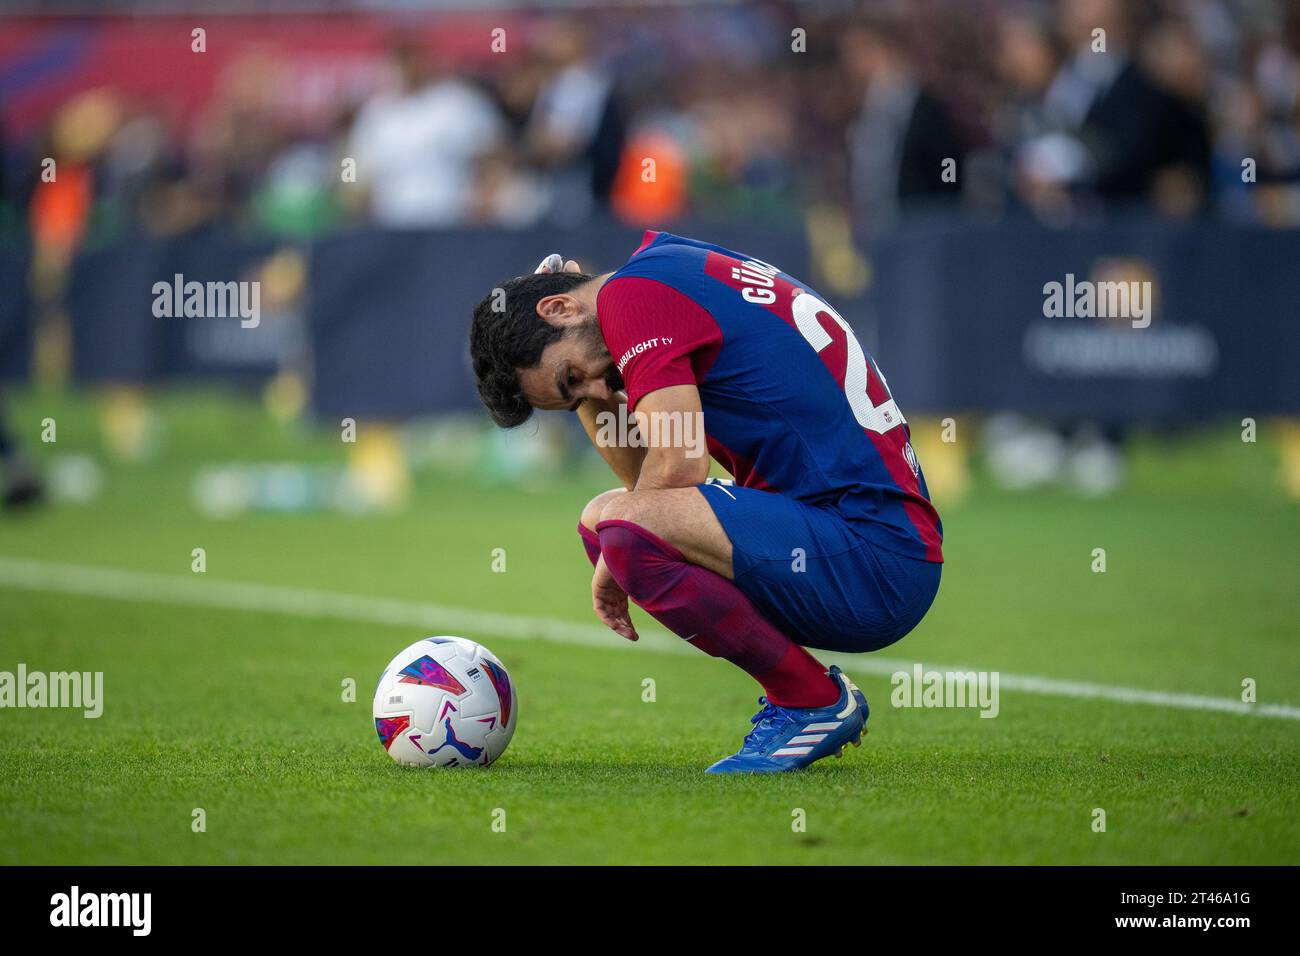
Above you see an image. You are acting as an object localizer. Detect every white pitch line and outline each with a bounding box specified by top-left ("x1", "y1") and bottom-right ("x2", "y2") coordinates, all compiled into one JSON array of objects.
[{"x1": 1, "y1": 556, "x2": 1297, "y2": 721}]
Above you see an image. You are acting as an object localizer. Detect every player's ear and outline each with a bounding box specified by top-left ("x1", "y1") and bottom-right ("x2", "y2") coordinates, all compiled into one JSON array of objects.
[{"x1": 535, "y1": 293, "x2": 577, "y2": 323}]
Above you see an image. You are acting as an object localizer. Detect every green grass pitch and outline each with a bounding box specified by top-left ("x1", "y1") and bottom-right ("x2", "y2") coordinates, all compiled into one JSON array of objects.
[{"x1": 1, "y1": 390, "x2": 1297, "y2": 864}]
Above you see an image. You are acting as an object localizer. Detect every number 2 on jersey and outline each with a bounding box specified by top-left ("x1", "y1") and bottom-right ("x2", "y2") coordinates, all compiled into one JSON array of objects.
[{"x1": 790, "y1": 291, "x2": 907, "y2": 435}]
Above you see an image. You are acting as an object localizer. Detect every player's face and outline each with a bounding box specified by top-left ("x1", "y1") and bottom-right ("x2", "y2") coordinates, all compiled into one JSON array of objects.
[{"x1": 519, "y1": 317, "x2": 624, "y2": 412}]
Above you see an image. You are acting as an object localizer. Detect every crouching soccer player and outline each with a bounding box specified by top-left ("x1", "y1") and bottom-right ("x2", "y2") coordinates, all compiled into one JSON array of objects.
[{"x1": 469, "y1": 232, "x2": 942, "y2": 773}]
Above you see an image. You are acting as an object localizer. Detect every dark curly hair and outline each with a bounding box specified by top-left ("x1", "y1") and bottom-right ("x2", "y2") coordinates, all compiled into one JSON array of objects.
[{"x1": 469, "y1": 271, "x2": 595, "y2": 428}]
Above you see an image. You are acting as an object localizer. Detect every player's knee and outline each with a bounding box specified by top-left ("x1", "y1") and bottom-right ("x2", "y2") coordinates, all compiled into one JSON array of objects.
[
  {"x1": 580, "y1": 487, "x2": 627, "y2": 532},
  {"x1": 596, "y1": 488, "x2": 647, "y2": 527},
  {"x1": 595, "y1": 520, "x2": 678, "y2": 600}
]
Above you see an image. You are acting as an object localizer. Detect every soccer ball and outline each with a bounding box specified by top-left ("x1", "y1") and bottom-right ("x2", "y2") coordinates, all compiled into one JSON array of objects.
[{"x1": 373, "y1": 637, "x2": 517, "y2": 768}]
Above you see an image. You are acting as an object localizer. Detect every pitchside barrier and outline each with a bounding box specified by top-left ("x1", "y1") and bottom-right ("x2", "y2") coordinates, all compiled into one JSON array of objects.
[
  {"x1": 867, "y1": 214, "x2": 1300, "y2": 421},
  {"x1": 65, "y1": 230, "x2": 284, "y2": 386},
  {"x1": 2, "y1": 216, "x2": 1296, "y2": 420}
]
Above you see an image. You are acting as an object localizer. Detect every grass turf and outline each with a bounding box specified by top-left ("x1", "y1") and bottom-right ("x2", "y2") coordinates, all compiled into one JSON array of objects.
[{"x1": 0, "y1": 389, "x2": 1297, "y2": 864}]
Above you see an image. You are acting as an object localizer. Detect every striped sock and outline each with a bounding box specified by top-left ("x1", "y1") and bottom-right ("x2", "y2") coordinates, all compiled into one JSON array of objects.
[{"x1": 593, "y1": 518, "x2": 838, "y2": 708}]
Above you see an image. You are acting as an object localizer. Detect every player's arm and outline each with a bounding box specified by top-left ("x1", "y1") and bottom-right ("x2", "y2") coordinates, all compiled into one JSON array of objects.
[
  {"x1": 595, "y1": 274, "x2": 720, "y2": 492},
  {"x1": 631, "y1": 384, "x2": 709, "y2": 491},
  {"x1": 534, "y1": 253, "x2": 647, "y2": 488},
  {"x1": 575, "y1": 392, "x2": 645, "y2": 490},
  {"x1": 588, "y1": 383, "x2": 705, "y2": 644}
]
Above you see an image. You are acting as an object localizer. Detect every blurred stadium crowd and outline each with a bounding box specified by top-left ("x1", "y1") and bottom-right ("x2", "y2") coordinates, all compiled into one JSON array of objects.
[
  {"x1": 3, "y1": 0, "x2": 1300, "y2": 250},
  {"x1": 2, "y1": 0, "x2": 1300, "y2": 513}
]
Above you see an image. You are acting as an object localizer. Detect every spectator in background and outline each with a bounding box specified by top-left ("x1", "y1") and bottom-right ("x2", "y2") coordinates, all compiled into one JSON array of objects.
[
  {"x1": 673, "y1": 63, "x2": 798, "y2": 221},
  {"x1": 186, "y1": 54, "x2": 289, "y2": 231},
  {"x1": 1142, "y1": 16, "x2": 1213, "y2": 216},
  {"x1": 523, "y1": 20, "x2": 625, "y2": 223},
  {"x1": 995, "y1": 9, "x2": 1072, "y2": 217},
  {"x1": 1214, "y1": 33, "x2": 1300, "y2": 225},
  {"x1": 839, "y1": 16, "x2": 966, "y2": 232},
  {"x1": 347, "y1": 38, "x2": 505, "y2": 228},
  {"x1": 465, "y1": 145, "x2": 550, "y2": 228},
  {"x1": 1029, "y1": 0, "x2": 1170, "y2": 207}
]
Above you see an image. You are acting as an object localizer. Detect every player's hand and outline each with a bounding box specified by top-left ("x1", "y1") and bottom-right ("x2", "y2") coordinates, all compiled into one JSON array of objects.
[
  {"x1": 592, "y1": 555, "x2": 639, "y2": 642},
  {"x1": 534, "y1": 253, "x2": 583, "y2": 275}
]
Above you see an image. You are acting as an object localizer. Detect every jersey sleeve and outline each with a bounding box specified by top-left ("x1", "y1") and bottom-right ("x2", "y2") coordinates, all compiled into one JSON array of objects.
[{"x1": 597, "y1": 276, "x2": 723, "y2": 410}]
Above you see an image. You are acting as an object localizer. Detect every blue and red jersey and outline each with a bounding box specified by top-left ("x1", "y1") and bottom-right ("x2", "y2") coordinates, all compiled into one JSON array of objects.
[{"x1": 596, "y1": 230, "x2": 943, "y2": 562}]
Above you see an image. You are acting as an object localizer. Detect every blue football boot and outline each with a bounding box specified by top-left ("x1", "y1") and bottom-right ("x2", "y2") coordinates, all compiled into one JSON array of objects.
[{"x1": 705, "y1": 665, "x2": 869, "y2": 774}]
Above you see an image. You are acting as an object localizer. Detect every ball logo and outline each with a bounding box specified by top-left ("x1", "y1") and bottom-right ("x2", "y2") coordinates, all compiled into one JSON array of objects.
[
  {"x1": 429, "y1": 717, "x2": 484, "y2": 762},
  {"x1": 904, "y1": 442, "x2": 920, "y2": 477}
]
